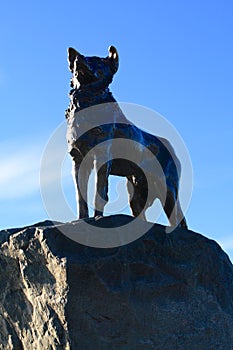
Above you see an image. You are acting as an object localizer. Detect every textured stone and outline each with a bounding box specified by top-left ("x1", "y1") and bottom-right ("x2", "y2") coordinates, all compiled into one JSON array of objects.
[{"x1": 0, "y1": 215, "x2": 233, "y2": 349}]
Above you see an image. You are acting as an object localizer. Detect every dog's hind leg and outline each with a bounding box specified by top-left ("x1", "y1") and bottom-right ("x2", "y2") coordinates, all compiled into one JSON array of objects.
[
  {"x1": 127, "y1": 175, "x2": 147, "y2": 221},
  {"x1": 176, "y1": 199, "x2": 188, "y2": 229},
  {"x1": 163, "y1": 187, "x2": 188, "y2": 229}
]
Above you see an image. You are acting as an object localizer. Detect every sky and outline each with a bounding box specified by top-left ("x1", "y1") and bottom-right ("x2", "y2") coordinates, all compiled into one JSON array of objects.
[{"x1": 0, "y1": 1, "x2": 232, "y2": 259}]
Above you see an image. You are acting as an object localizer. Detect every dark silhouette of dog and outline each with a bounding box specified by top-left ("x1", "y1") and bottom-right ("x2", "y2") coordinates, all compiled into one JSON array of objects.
[{"x1": 66, "y1": 46, "x2": 187, "y2": 228}]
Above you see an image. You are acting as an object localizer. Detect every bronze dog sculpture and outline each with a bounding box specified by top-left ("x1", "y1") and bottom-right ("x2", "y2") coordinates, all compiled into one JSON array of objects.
[{"x1": 66, "y1": 46, "x2": 187, "y2": 228}]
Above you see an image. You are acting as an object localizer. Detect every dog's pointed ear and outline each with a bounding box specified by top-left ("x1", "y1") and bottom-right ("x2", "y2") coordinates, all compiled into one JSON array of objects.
[
  {"x1": 67, "y1": 47, "x2": 80, "y2": 72},
  {"x1": 108, "y1": 46, "x2": 119, "y2": 73}
]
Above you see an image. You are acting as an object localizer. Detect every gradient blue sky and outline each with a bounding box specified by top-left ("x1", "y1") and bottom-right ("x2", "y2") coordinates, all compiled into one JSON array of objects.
[{"x1": 0, "y1": 1, "x2": 232, "y2": 259}]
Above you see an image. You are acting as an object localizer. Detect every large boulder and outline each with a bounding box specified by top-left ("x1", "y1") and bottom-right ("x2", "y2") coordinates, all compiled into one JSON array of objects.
[{"x1": 0, "y1": 215, "x2": 233, "y2": 349}]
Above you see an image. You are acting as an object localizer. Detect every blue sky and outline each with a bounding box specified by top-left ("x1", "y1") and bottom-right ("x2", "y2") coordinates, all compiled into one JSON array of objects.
[{"x1": 0, "y1": 1, "x2": 233, "y2": 259}]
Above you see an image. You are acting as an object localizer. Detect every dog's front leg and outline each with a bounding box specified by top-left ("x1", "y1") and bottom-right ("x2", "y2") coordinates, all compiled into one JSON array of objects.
[
  {"x1": 94, "y1": 160, "x2": 112, "y2": 217},
  {"x1": 72, "y1": 155, "x2": 92, "y2": 219}
]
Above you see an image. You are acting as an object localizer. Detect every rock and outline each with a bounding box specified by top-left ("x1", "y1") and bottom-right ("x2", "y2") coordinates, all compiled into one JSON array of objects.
[{"x1": 0, "y1": 215, "x2": 233, "y2": 350}]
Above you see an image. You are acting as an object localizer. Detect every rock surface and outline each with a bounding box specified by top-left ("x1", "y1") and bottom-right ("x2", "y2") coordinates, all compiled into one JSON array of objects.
[{"x1": 0, "y1": 215, "x2": 233, "y2": 350}]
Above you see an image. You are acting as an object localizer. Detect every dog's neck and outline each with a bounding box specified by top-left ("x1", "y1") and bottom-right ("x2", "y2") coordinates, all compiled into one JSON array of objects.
[
  {"x1": 70, "y1": 86, "x2": 115, "y2": 111},
  {"x1": 69, "y1": 77, "x2": 116, "y2": 112}
]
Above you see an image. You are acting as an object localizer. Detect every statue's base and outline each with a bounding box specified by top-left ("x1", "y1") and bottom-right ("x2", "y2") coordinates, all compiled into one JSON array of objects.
[{"x1": 0, "y1": 215, "x2": 233, "y2": 349}]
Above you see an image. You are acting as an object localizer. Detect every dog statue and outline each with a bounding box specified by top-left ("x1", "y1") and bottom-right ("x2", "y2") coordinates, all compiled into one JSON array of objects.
[{"x1": 66, "y1": 46, "x2": 188, "y2": 228}]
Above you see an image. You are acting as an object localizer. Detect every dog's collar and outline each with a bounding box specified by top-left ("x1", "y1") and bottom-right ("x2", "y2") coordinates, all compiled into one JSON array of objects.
[{"x1": 71, "y1": 87, "x2": 110, "y2": 99}]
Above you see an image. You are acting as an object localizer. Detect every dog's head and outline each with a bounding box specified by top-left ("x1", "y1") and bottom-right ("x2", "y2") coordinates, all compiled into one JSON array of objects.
[{"x1": 68, "y1": 46, "x2": 119, "y2": 89}]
